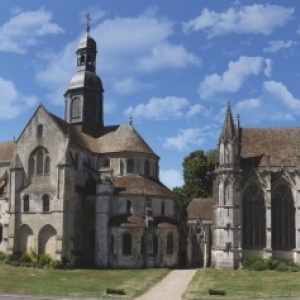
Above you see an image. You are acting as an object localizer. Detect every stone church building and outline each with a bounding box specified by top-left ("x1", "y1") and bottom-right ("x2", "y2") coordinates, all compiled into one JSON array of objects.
[
  {"x1": 211, "y1": 103, "x2": 300, "y2": 269},
  {"x1": 0, "y1": 23, "x2": 181, "y2": 268}
]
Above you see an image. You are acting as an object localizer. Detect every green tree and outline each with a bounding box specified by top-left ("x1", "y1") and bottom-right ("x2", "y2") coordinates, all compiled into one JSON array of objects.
[{"x1": 173, "y1": 149, "x2": 217, "y2": 205}]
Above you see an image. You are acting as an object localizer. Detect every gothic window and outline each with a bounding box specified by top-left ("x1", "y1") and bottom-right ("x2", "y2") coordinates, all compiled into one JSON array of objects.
[
  {"x1": 29, "y1": 156, "x2": 35, "y2": 177},
  {"x1": 242, "y1": 184, "x2": 266, "y2": 248},
  {"x1": 272, "y1": 184, "x2": 295, "y2": 249},
  {"x1": 122, "y1": 233, "x2": 132, "y2": 255},
  {"x1": 104, "y1": 158, "x2": 110, "y2": 168},
  {"x1": 153, "y1": 235, "x2": 158, "y2": 255},
  {"x1": 71, "y1": 97, "x2": 81, "y2": 119},
  {"x1": 120, "y1": 160, "x2": 124, "y2": 175},
  {"x1": 29, "y1": 147, "x2": 51, "y2": 178},
  {"x1": 126, "y1": 200, "x2": 131, "y2": 214},
  {"x1": 144, "y1": 159, "x2": 150, "y2": 176},
  {"x1": 37, "y1": 124, "x2": 43, "y2": 138},
  {"x1": 42, "y1": 194, "x2": 50, "y2": 212},
  {"x1": 167, "y1": 233, "x2": 174, "y2": 254},
  {"x1": 23, "y1": 195, "x2": 29, "y2": 212},
  {"x1": 127, "y1": 158, "x2": 134, "y2": 174},
  {"x1": 44, "y1": 156, "x2": 50, "y2": 174},
  {"x1": 36, "y1": 148, "x2": 44, "y2": 175}
]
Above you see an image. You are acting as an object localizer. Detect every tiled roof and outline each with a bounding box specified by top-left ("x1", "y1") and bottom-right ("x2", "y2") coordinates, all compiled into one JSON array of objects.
[
  {"x1": 0, "y1": 141, "x2": 14, "y2": 163},
  {"x1": 113, "y1": 176, "x2": 176, "y2": 198},
  {"x1": 240, "y1": 127, "x2": 300, "y2": 167},
  {"x1": 49, "y1": 113, "x2": 156, "y2": 155},
  {"x1": 109, "y1": 214, "x2": 145, "y2": 228},
  {"x1": 187, "y1": 198, "x2": 214, "y2": 220}
]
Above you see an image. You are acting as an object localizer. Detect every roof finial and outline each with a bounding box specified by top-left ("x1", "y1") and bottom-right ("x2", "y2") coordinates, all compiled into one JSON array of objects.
[
  {"x1": 129, "y1": 116, "x2": 133, "y2": 126},
  {"x1": 85, "y1": 13, "x2": 91, "y2": 36}
]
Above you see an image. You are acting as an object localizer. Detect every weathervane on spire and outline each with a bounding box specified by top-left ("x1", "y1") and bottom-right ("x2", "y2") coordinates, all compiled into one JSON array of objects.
[{"x1": 85, "y1": 13, "x2": 91, "y2": 36}]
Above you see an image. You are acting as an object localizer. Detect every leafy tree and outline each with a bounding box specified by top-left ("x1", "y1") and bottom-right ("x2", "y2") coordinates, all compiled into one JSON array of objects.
[{"x1": 173, "y1": 149, "x2": 217, "y2": 205}]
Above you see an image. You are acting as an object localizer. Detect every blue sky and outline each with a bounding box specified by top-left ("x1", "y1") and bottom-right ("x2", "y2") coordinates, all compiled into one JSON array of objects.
[{"x1": 1, "y1": 0, "x2": 300, "y2": 189}]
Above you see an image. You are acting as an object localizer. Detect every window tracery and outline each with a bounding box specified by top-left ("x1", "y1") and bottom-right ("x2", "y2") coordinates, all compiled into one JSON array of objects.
[
  {"x1": 28, "y1": 147, "x2": 51, "y2": 178},
  {"x1": 271, "y1": 183, "x2": 295, "y2": 249},
  {"x1": 242, "y1": 183, "x2": 266, "y2": 248}
]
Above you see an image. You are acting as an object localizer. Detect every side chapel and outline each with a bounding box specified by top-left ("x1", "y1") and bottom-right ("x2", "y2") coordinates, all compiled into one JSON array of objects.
[
  {"x1": 0, "y1": 21, "x2": 181, "y2": 268},
  {"x1": 211, "y1": 103, "x2": 300, "y2": 269}
]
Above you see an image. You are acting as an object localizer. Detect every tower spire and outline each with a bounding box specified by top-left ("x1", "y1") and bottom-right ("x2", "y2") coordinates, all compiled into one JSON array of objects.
[{"x1": 222, "y1": 101, "x2": 235, "y2": 140}]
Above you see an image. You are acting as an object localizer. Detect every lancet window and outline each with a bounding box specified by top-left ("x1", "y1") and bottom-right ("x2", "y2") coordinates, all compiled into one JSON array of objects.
[{"x1": 242, "y1": 183, "x2": 266, "y2": 248}]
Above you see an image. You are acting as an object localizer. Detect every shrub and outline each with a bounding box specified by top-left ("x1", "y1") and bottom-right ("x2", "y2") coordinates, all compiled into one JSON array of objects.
[
  {"x1": 243, "y1": 255, "x2": 263, "y2": 269},
  {"x1": 0, "y1": 251, "x2": 7, "y2": 261},
  {"x1": 275, "y1": 262, "x2": 289, "y2": 272},
  {"x1": 106, "y1": 288, "x2": 126, "y2": 295},
  {"x1": 209, "y1": 289, "x2": 226, "y2": 296},
  {"x1": 23, "y1": 262, "x2": 33, "y2": 267},
  {"x1": 265, "y1": 257, "x2": 280, "y2": 270},
  {"x1": 38, "y1": 254, "x2": 52, "y2": 267},
  {"x1": 249, "y1": 260, "x2": 267, "y2": 271},
  {"x1": 19, "y1": 252, "x2": 32, "y2": 263}
]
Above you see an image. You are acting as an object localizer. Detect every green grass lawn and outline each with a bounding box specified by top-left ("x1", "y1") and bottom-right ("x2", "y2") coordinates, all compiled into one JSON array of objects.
[
  {"x1": 0, "y1": 264, "x2": 169, "y2": 298},
  {"x1": 184, "y1": 268, "x2": 300, "y2": 300}
]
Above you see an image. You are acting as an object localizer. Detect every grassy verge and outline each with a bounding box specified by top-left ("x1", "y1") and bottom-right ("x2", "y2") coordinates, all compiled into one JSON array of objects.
[
  {"x1": 184, "y1": 268, "x2": 300, "y2": 300},
  {"x1": 0, "y1": 264, "x2": 169, "y2": 298}
]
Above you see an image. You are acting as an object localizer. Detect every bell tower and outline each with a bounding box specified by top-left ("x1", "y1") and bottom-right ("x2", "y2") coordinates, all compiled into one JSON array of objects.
[
  {"x1": 211, "y1": 102, "x2": 242, "y2": 269},
  {"x1": 64, "y1": 14, "x2": 104, "y2": 130}
]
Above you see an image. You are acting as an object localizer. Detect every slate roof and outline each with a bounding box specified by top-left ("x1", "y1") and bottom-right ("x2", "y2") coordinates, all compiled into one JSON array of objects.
[
  {"x1": 187, "y1": 198, "x2": 214, "y2": 221},
  {"x1": 113, "y1": 176, "x2": 176, "y2": 198},
  {"x1": 0, "y1": 141, "x2": 14, "y2": 163},
  {"x1": 240, "y1": 127, "x2": 300, "y2": 167}
]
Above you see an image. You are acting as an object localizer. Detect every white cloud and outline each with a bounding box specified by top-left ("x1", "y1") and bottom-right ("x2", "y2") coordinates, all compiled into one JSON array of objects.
[
  {"x1": 0, "y1": 77, "x2": 38, "y2": 119},
  {"x1": 163, "y1": 126, "x2": 213, "y2": 152},
  {"x1": 183, "y1": 4, "x2": 294, "y2": 38},
  {"x1": 35, "y1": 11, "x2": 200, "y2": 104},
  {"x1": 137, "y1": 42, "x2": 201, "y2": 71},
  {"x1": 199, "y1": 56, "x2": 271, "y2": 100},
  {"x1": 160, "y1": 169, "x2": 183, "y2": 189},
  {"x1": 124, "y1": 96, "x2": 208, "y2": 120},
  {"x1": 263, "y1": 40, "x2": 298, "y2": 53},
  {"x1": 113, "y1": 77, "x2": 150, "y2": 95},
  {"x1": 124, "y1": 96, "x2": 189, "y2": 120},
  {"x1": 264, "y1": 58, "x2": 273, "y2": 77},
  {"x1": 235, "y1": 81, "x2": 300, "y2": 124},
  {"x1": 0, "y1": 8, "x2": 64, "y2": 54}
]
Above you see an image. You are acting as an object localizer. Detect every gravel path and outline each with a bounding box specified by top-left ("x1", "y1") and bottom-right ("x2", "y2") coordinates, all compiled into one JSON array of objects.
[{"x1": 134, "y1": 269, "x2": 197, "y2": 300}]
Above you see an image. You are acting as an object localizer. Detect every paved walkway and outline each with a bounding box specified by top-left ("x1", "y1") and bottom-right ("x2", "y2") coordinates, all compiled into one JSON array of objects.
[{"x1": 134, "y1": 269, "x2": 197, "y2": 300}]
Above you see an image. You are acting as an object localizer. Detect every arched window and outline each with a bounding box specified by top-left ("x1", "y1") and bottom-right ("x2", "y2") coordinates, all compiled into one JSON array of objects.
[
  {"x1": 71, "y1": 97, "x2": 81, "y2": 119},
  {"x1": 23, "y1": 195, "x2": 29, "y2": 212},
  {"x1": 153, "y1": 235, "x2": 158, "y2": 255},
  {"x1": 44, "y1": 156, "x2": 50, "y2": 174},
  {"x1": 29, "y1": 156, "x2": 35, "y2": 177},
  {"x1": 126, "y1": 200, "x2": 131, "y2": 214},
  {"x1": 144, "y1": 159, "x2": 150, "y2": 176},
  {"x1": 36, "y1": 148, "x2": 44, "y2": 175},
  {"x1": 120, "y1": 160, "x2": 124, "y2": 175},
  {"x1": 122, "y1": 233, "x2": 132, "y2": 255},
  {"x1": 104, "y1": 158, "x2": 110, "y2": 168},
  {"x1": 127, "y1": 158, "x2": 134, "y2": 174},
  {"x1": 167, "y1": 233, "x2": 174, "y2": 254},
  {"x1": 243, "y1": 184, "x2": 266, "y2": 248},
  {"x1": 37, "y1": 124, "x2": 43, "y2": 138},
  {"x1": 272, "y1": 183, "x2": 295, "y2": 249},
  {"x1": 42, "y1": 194, "x2": 50, "y2": 212},
  {"x1": 29, "y1": 147, "x2": 51, "y2": 178}
]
